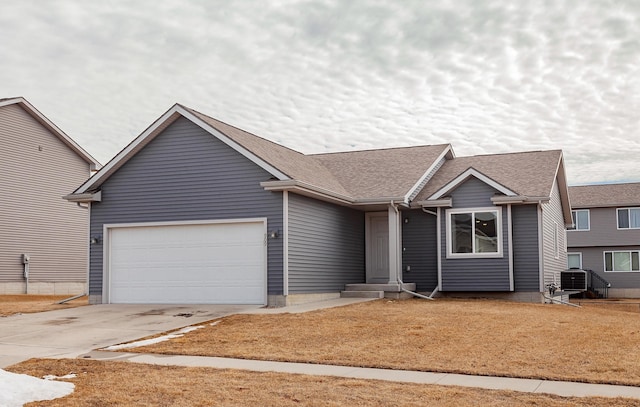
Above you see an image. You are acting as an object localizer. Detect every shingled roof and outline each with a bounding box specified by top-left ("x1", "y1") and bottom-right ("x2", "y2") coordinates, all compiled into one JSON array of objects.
[
  {"x1": 70, "y1": 104, "x2": 451, "y2": 203},
  {"x1": 569, "y1": 183, "x2": 640, "y2": 208},
  {"x1": 413, "y1": 150, "x2": 564, "y2": 202}
]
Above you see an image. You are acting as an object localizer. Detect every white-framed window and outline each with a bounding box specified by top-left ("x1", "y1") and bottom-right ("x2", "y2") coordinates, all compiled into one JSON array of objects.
[
  {"x1": 569, "y1": 209, "x2": 590, "y2": 231},
  {"x1": 567, "y1": 252, "x2": 582, "y2": 269},
  {"x1": 617, "y1": 208, "x2": 640, "y2": 229},
  {"x1": 446, "y1": 207, "x2": 502, "y2": 258},
  {"x1": 604, "y1": 251, "x2": 640, "y2": 272}
]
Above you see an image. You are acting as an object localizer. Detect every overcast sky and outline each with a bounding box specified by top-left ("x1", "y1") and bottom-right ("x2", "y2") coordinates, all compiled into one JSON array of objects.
[{"x1": 2, "y1": 0, "x2": 639, "y2": 185}]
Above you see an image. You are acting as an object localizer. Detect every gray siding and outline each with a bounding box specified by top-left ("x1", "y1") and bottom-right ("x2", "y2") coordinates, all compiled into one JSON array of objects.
[
  {"x1": 512, "y1": 205, "x2": 540, "y2": 291},
  {"x1": 0, "y1": 103, "x2": 90, "y2": 283},
  {"x1": 570, "y1": 246, "x2": 640, "y2": 289},
  {"x1": 287, "y1": 193, "x2": 364, "y2": 292},
  {"x1": 89, "y1": 117, "x2": 283, "y2": 296},
  {"x1": 401, "y1": 209, "x2": 438, "y2": 291},
  {"x1": 541, "y1": 181, "x2": 567, "y2": 286},
  {"x1": 440, "y1": 177, "x2": 510, "y2": 291},
  {"x1": 568, "y1": 207, "x2": 640, "y2": 247}
]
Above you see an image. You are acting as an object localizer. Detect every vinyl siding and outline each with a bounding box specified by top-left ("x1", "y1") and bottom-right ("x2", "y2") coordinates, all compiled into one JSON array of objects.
[
  {"x1": 568, "y1": 207, "x2": 640, "y2": 247},
  {"x1": 541, "y1": 181, "x2": 567, "y2": 287},
  {"x1": 571, "y1": 246, "x2": 640, "y2": 289},
  {"x1": 287, "y1": 193, "x2": 364, "y2": 292},
  {"x1": 401, "y1": 209, "x2": 438, "y2": 291},
  {"x1": 440, "y1": 177, "x2": 510, "y2": 291},
  {"x1": 89, "y1": 117, "x2": 283, "y2": 296},
  {"x1": 0, "y1": 103, "x2": 90, "y2": 283},
  {"x1": 512, "y1": 205, "x2": 540, "y2": 291}
]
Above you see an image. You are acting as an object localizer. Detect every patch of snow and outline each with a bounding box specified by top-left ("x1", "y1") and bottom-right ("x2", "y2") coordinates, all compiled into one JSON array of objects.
[
  {"x1": 43, "y1": 373, "x2": 77, "y2": 380},
  {"x1": 0, "y1": 368, "x2": 74, "y2": 407},
  {"x1": 103, "y1": 325, "x2": 205, "y2": 351},
  {"x1": 210, "y1": 320, "x2": 221, "y2": 326}
]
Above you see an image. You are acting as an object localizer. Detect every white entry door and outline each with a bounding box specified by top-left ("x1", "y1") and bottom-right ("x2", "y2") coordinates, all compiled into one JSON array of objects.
[
  {"x1": 106, "y1": 220, "x2": 266, "y2": 304},
  {"x1": 366, "y1": 213, "x2": 389, "y2": 283}
]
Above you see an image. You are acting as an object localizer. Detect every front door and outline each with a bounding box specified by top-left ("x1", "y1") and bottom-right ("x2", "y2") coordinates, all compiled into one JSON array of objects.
[{"x1": 366, "y1": 212, "x2": 389, "y2": 283}]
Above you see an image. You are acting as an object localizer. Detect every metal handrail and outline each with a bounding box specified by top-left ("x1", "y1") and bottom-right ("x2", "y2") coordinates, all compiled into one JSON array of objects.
[{"x1": 584, "y1": 268, "x2": 611, "y2": 299}]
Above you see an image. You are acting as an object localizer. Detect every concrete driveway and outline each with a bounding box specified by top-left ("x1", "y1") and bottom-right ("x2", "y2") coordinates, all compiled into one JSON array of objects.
[{"x1": 0, "y1": 303, "x2": 261, "y2": 368}]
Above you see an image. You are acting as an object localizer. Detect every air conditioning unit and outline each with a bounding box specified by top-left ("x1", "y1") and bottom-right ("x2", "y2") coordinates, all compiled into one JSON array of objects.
[{"x1": 560, "y1": 270, "x2": 587, "y2": 291}]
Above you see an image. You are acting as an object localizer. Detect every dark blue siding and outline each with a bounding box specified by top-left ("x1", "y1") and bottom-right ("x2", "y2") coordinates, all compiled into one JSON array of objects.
[
  {"x1": 288, "y1": 194, "x2": 365, "y2": 292},
  {"x1": 512, "y1": 205, "x2": 541, "y2": 291},
  {"x1": 89, "y1": 117, "x2": 283, "y2": 296},
  {"x1": 440, "y1": 177, "x2": 510, "y2": 291},
  {"x1": 401, "y1": 210, "x2": 438, "y2": 291}
]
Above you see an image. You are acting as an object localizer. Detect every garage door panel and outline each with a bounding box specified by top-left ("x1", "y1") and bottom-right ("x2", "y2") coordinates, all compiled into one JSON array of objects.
[{"x1": 108, "y1": 221, "x2": 266, "y2": 304}]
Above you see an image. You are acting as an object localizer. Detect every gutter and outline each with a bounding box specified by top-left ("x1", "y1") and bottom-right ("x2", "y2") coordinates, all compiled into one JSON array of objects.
[{"x1": 63, "y1": 190, "x2": 102, "y2": 203}]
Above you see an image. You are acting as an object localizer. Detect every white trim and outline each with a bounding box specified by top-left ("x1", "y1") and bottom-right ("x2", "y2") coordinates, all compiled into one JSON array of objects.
[
  {"x1": 436, "y1": 207, "x2": 442, "y2": 291},
  {"x1": 537, "y1": 203, "x2": 545, "y2": 292},
  {"x1": 567, "y1": 252, "x2": 583, "y2": 269},
  {"x1": 428, "y1": 168, "x2": 517, "y2": 200},
  {"x1": 283, "y1": 191, "x2": 289, "y2": 296},
  {"x1": 404, "y1": 146, "x2": 453, "y2": 202},
  {"x1": 507, "y1": 204, "x2": 514, "y2": 291},
  {"x1": 416, "y1": 198, "x2": 453, "y2": 208},
  {"x1": 568, "y1": 209, "x2": 590, "y2": 231},
  {"x1": 102, "y1": 217, "x2": 268, "y2": 304},
  {"x1": 75, "y1": 104, "x2": 289, "y2": 195},
  {"x1": 445, "y1": 206, "x2": 503, "y2": 259},
  {"x1": 365, "y1": 212, "x2": 388, "y2": 283},
  {"x1": 616, "y1": 207, "x2": 640, "y2": 230},
  {"x1": 179, "y1": 107, "x2": 289, "y2": 180},
  {"x1": 388, "y1": 204, "x2": 400, "y2": 284}
]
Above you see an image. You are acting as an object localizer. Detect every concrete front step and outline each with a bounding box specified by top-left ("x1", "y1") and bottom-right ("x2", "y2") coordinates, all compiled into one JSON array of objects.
[
  {"x1": 344, "y1": 283, "x2": 416, "y2": 293},
  {"x1": 340, "y1": 290, "x2": 384, "y2": 299}
]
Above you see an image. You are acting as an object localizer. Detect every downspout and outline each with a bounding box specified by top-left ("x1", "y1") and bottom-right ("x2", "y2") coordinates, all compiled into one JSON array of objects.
[{"x1": 393, "y1": 201, "x2": 435, "y2": 300}]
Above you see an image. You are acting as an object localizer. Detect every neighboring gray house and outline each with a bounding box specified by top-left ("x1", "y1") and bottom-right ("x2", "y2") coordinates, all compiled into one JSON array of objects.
[
  {"x1": 0, "y1": 97, "x2": 100, "y2": 295},
  {"x1": 568, "y1": 183, "x2": 640, "y2": 298},
  {"x1": 65, "y1": 103, "x2": 572, "y2": 306}
]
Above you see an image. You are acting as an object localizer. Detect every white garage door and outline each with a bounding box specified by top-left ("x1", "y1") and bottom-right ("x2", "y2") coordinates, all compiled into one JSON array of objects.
[{"x1": 107, "y1": 220, "x2": 266, "y2": 304}]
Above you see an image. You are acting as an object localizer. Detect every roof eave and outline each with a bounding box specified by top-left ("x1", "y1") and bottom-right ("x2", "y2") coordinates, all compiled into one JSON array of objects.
[
  {"x1": 63, "y1": 190, "x2": 102, "y2": 203},
  {"x1": 404, "y1": 144, "x2": 454, "y2": 202}
]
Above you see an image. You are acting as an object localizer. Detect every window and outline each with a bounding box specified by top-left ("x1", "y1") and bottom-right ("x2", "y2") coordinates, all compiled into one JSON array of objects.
[
  {"x1": 604, "y1": 251, "x2": 640, "y2": 272},
  {"x1": 617, "y1": 208, "x2": 640, "y2": 229},
  {"x1": 447, "y1": 208, "x2": 501, "y2": 257},
  {"x1": 570, "y1": 209, "x2": 590, "y2": 231},
  {"x1": 567, "y1": 253, "x2": 582, "y2": 269}
]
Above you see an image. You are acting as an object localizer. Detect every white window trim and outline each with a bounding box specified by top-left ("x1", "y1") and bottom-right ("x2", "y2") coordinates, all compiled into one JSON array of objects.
[
  {"x1": 569, "y1": 209, "x2": 590, "y2": 231},
  {"x1": 604, "y1": 250, "x2": 640, "y2": 272},
  {"x1": 567, "y1": 252, "x2": 582, "y2": 269},
  {"x1": 446, "y1": 207, "x2": 503, "y2": 259},
  {"x1": 617, "y1": 207, "x2": 640, "y2": 230}
]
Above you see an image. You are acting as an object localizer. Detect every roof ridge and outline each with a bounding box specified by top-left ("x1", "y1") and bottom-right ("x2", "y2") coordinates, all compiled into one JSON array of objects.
[
  {"x1": 310, "y1": 143, "x2": 451, "y2": 157},
  {"x1": 455, "y1": 149, "x2": 561, "y2": 159}
]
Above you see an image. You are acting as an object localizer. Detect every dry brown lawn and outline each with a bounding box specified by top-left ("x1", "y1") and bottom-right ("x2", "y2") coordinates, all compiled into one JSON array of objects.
[
  {"x1": 7, "y1": 358, "x2": 639, "y2": 406},
  {"x1": 126, "y1": 299, "x2": 640, "y2": 387},
  {"x1": 0, "y1": 295, "x2": 88, "y2": 317}
]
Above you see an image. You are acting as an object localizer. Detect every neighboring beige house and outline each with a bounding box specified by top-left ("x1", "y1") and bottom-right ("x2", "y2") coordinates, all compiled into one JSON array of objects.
[
  {"x1": 568, "y1": 183, "x2": 640, "y2": 298},
  {"x1": 0, "y1": 97, "x2": 100, "y2": 294}
]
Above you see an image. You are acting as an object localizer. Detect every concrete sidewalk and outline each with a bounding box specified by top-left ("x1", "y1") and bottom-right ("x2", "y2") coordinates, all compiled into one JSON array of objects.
[{"x1": 81, "y1": 350, "x2": 640, "y2": 400}]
